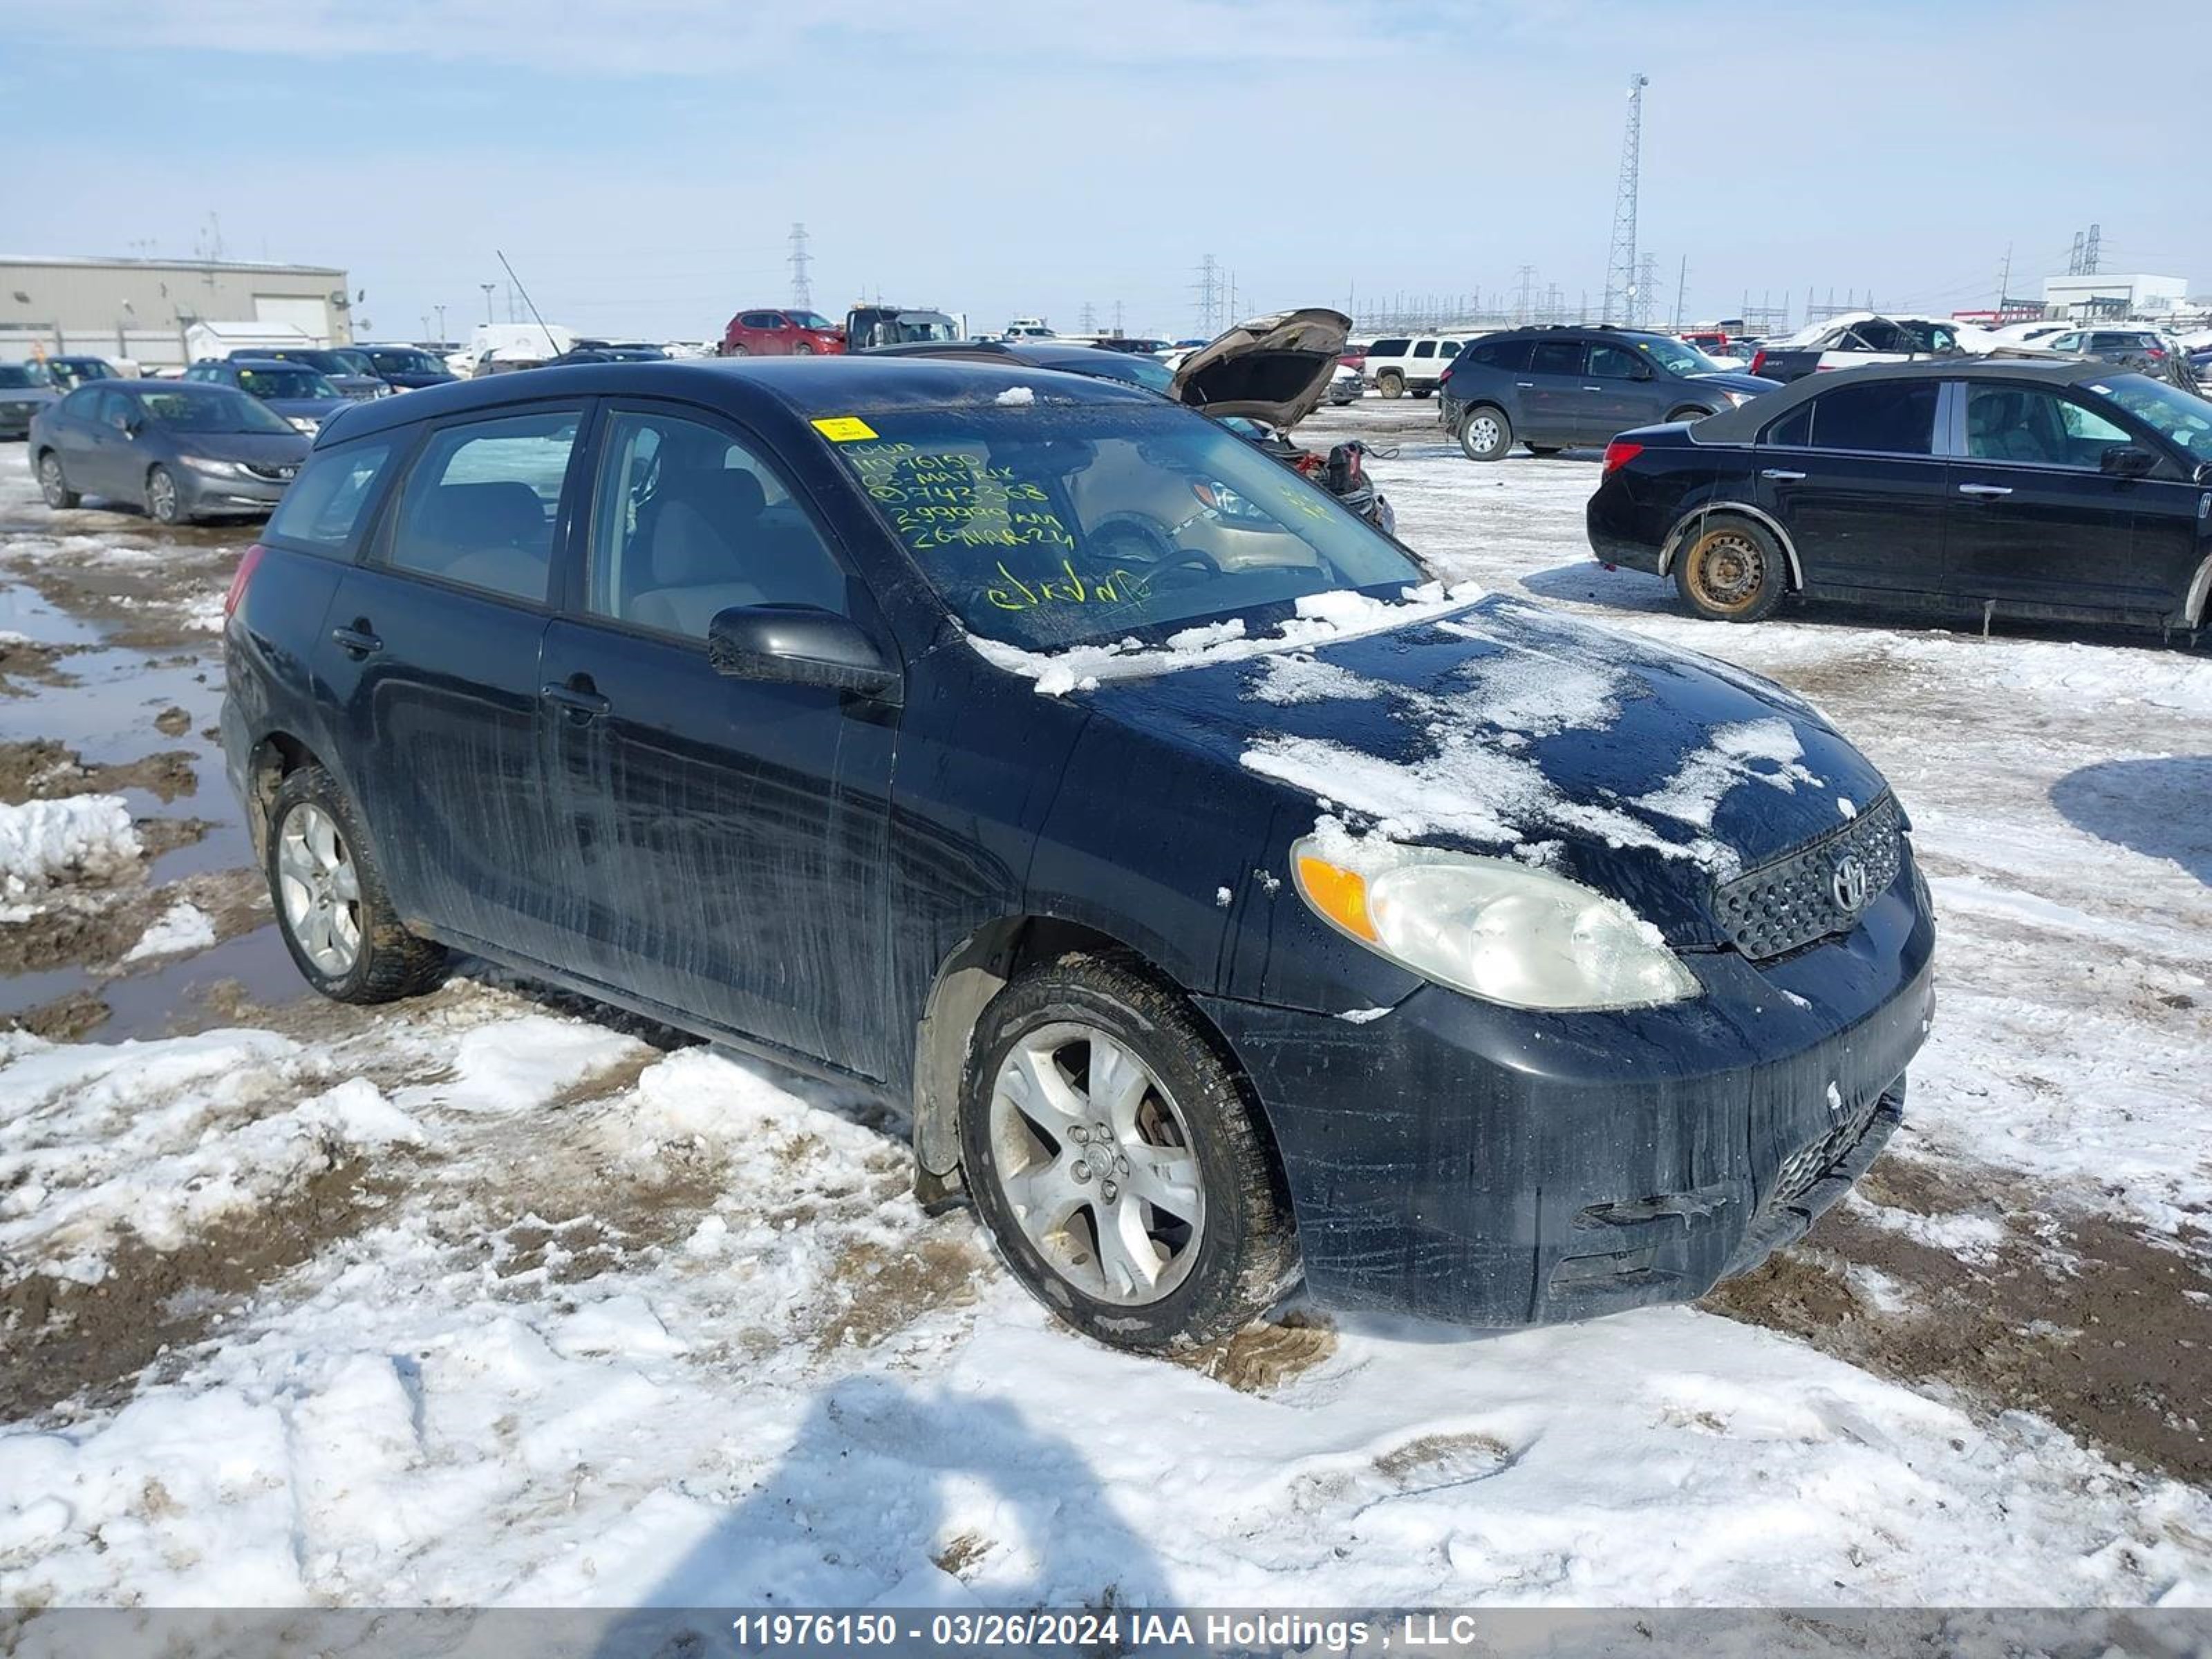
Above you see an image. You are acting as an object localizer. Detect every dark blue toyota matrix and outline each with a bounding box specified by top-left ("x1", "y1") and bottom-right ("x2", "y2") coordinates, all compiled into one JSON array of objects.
[{"x1": 222, "y1": 357, "x2": 1934, "y2": 1350}]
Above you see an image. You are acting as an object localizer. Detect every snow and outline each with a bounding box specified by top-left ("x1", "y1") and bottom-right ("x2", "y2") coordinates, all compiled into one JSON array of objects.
[
  {"x1": 0, "y1": 794, "x2": 140, "y2": 894},
  {"x1": 120, "y1": 899, "x2": 217, "y2": 962},
  {"x1": 4, "y1": 438, "x2": 2212, "y2": 1611},
  {"x1": 993, "y1": 385, "x2": 1036, "y2": 406},
  {"x1": 1630, "y1": 717, "x2": 1822, "y2": 830}
]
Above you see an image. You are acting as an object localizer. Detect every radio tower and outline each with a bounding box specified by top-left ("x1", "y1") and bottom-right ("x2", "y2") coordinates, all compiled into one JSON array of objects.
[
  {"x1": 1602, "y1": 73, "x2": 1649, "y2": 325},
  {"x1": 787, "y1": 222, "x2": 813, "y2": 310}
]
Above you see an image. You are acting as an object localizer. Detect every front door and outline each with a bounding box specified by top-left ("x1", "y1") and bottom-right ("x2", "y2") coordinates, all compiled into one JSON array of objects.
[
  {"x1": 1583, "y1": 341, "x2": 1660, "y2": 445},
  {"x1": 321, "y1": 403, "x2": 588, "y2": 959},
  {"x1": 1756, "y1": 375, "x2": 1948, "y2": 599},
  {"x1": 538, "y1": 402, "x2": 899, "y2": 1076},
  {"x1": 78, "y1": 388, "x2": 138, "y2": 498},
  {"x1": 1946, "y1": 380, "x2": 2206, "y2": 617}
]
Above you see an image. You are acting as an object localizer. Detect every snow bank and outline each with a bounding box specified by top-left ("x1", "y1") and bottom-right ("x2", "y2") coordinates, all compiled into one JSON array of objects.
[
  {"x1": 401, "y1": 1015, "x2": 647, "y2": 1116},
  {"x1": 121, "y1": 900, "x2": 217, "y2": 963},
  {"x1": 0, "y1": 794, "x2": 140, "y2": 894}
]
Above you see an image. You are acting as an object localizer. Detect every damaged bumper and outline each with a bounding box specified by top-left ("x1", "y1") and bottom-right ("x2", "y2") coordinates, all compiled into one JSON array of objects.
[{"x1": 1199, "y1": 864, "x2": 1934, "y2": 1327}]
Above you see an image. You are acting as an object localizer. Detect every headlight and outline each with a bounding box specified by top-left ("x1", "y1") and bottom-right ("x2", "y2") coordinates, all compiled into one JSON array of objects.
[
  {"x1": 1291, "y1": 833, "x2": 1699, "y2": 1011},
  {"x1": 182, "y1": 457, "x2": 241, "y2": 477},
  {"x1": 289, "y1": 415, "x2": 319, "y2": 433}
]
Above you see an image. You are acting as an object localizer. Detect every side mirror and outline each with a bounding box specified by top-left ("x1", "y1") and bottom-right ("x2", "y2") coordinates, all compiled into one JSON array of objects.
[
  {"x1": 706, "y1": 604, "x2": 901, "y2": 702},
  {"x1": 2194, "y1": 460, "x2": 2212, "y2": 486},
  {"x1": 2099, "y1": 444, "x2": 2156, "y2": 478}
]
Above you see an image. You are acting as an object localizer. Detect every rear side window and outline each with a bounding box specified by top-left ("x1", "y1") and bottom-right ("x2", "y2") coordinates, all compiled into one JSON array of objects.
[
  {"x1": 1412, "y1": 341, "x2": 1436, "y2": 359},
  {"x1": 1369, "y1": 337, "x2": 1411, "y2": 357},
  {"x1": 1803, "y1": 380, "x2": 1939, "y2": 454},
  {"x1": 384, "y1": 409, "x2": 581, "y2": 603},
  {"x1": 1437, "y1": 340, "x2": 1463, "y2": 359},
  {"x1": 265, "y1": 440, "x2": 395, "y2": 554},
  {"x1": 1529, "y1": 340, "x2": 1585, "y2": 375},
  {"x1": 1469, "y1": 337, "x2": 1533, "y2": 371}
]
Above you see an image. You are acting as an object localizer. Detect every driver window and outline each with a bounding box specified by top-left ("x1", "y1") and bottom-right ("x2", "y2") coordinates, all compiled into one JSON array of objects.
[
  {"x1": 1589, "y1": 344, "x2": 1642, "y2": 379},
  {"x1": 588, "y1": 408, "x2": 850, "y2": 641},
  {"x1": 1964, "y1": 386, "x2": 2128, "y2": 469}
]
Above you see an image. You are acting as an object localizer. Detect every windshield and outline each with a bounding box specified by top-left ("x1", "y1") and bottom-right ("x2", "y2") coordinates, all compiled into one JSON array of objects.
[
  {"x1": 328, "y1": 348, "x2": 377, "y2": 377},
  {"x1": 788, "y1": 312, "x2": 834, "y2": 330},
  {"x1": 369, "y1": 349, "x2": 442, "y2": 375},
  {"x1": 829, "y1": 400, "x2": 1425, "y2": 651},
  {"x1": 140, "y1": 388, "x2": 297, "y2": 435},
  {"x1": 1044, "y1": 352, "x2": 1174, "y2": 395},
  {"x1": 0, "y1": 363, "x2": 53, "y2": 388},
  {"x1": 894, "y1": 315, "x2": 959, "y2": 344},
  {"x1": 2095, "y1": 374, "x2": 2212, "y2": 460},
  {"x1": 1634, "y1": 337, "x2": 1724, "y2": 376},
  {"x1": 237, "y1": 366, "x2": 338, "y2": 400}
]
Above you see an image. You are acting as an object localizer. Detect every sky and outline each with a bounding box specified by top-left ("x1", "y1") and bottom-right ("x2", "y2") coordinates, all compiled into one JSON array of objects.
[{"x1": 6, "y1": 0, "x2": 2205, "y2": 344}]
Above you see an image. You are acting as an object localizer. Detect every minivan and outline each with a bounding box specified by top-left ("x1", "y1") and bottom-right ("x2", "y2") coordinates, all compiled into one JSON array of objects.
[{"x1": 223, "y1": 357, "x2": 1935, "y2": 1351}]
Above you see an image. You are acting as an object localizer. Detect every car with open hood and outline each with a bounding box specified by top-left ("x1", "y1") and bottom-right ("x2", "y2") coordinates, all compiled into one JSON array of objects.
[{"x1": 221, "y1": 355, "x2": 1933, "y2": 1351}]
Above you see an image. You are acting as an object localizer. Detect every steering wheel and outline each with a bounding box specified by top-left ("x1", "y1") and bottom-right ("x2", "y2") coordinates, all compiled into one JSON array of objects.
[{"x1": 1086, "y1": 513, "x2": 1179, "y2": 568}]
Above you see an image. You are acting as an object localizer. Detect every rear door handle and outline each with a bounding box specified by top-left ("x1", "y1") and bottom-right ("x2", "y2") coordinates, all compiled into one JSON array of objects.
[
  {"x1": 329, "y1": 624, "x2": 382, "y2": 656},
  {"x1": 1760, "y1": 469, "x2": 1806, "y2": 481},
  {"x1": 541, "y1": 682, "x2": 611, "y2": 720},
  {"x1": 1582, "y1": 384, "x2": 1604, "y2": 392},
  {"x1": 1957, "y1": 482, "x2": 2014, "y2": 498}
]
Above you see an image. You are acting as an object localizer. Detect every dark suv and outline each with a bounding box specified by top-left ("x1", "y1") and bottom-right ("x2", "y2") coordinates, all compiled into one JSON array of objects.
[
  {"x1": 221, "y1": 357, "x2": 1931, "y2": 1353},
  {"x1": 1440, "y1": 328, "x2": 1778, "y2": 461}
]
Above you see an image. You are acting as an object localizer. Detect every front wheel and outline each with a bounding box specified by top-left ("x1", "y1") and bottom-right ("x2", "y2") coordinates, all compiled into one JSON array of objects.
[
  {"x1": 959, "y1": 955, "x2": 1297, "y2": 1351},
  {"x1": 267, "y1": 765, "x2": 447, "y2": 1002},
  {"x1": 1458, "y1": 406, "x2": 1513, "y2": 462},
  {"x1": 1675, "y1": 516, "x2": 1787, "y2": 623},
  {"x1": 144, "y1": 465, "x2": 187, "y2": 525},
  {"x1": 1666, "y1": 405, "x2": 1715, "y2": 426},
  {"x1": 37, "y1": 451, "x2": 79, "y2": 509}
]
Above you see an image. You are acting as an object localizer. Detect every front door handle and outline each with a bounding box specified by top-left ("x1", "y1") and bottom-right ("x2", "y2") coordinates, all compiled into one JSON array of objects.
[
  {"x1": 1957, "y1": 482, "x2": 2014, "y2": 498},
  {"x1": 541, "y1": 681, "x2": 611, "y2": 720},
  {"x1": 1582, "y1": 384, "x2": 1604, "y2": 392},
  {"x1": 1760, "y1": 469, "x2": 1806, "y2": 482},
  {"x1": 1515, "y1": 381, "x2": 1535, "y2": 388},
  {"x1": 330, "y1": 624, "x2": 382, "y2": 657}
]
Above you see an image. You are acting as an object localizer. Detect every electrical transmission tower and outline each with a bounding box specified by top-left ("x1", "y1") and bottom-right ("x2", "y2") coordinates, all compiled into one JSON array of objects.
[
  {"x1": 1514, "y1": 264, "x2": 1535, "y2": 324},
  {"x1": 1078, "y1": 301, "x2": 1096, "y2": 332},
  {"x1": 2081, "y1": 223, "x2": 2100, "y2": 276},
  {"x1": 1193, "y1": 254, "x2": 1221, "y2": 336},
  {"x1": 1635, "y1": 252, "x2": 1658, "y2": 328},
  {"x1": 1602, "y1": 73, "x2": 1649, "y2": 324},
  {"x1": 787, "y1": 223, "x2": 813, "y2": 310}
]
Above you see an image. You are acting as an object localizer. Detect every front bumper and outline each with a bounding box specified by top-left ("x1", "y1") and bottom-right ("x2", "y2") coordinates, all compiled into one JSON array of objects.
[
  {"x1": 1201, "y1": 863, "x2": 1934, "y2": 1327},
  {"x1": 177, "y1": 469, "x2": 290, "y2": 516}
]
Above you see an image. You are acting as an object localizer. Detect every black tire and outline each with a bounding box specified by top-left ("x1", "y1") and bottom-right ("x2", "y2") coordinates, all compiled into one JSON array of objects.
[
  {"x1": 1674, "y1": 514, "x2": 1788, "y2": 624},
  {"x1": 1666, "y1": 406, "x2": 1715, "y2": 426},
  {"x1": 791, "y1": 342, "x2": 814, "y2": 356},
  {"x1": 725, "y1": 343, "x2": 749, "y2": 356},
  {"x1": 959, "y1": 953, "x2": 1298, "y2": 1351},
  {"x1": 1412, "y1": 387, "x2": 1432, "y2": 400},
  {"x1": 1457, "y1": 405, "x2": 1513, "y2": 462},
  {"x1": 1376, "y1": 370, "x2": 1405, "y2": 400},
  {"x1": 1527, "y1": 445, "x2": 1564, "y2": 458},
  {"x1": 265, "y1": 765, "x2": 446, "y2": 1003},
  {"x1": 36, "y1": 450, "x2": 78, "y2": 509},
  {"x1": 145, "y1": 465, "x2": 187, "y2": 525}
]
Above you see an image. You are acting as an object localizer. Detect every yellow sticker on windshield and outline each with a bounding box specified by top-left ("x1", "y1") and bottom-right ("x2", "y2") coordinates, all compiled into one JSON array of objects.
[{"x1": 812, "y1": 415, "x2": 879, "y2": 442}]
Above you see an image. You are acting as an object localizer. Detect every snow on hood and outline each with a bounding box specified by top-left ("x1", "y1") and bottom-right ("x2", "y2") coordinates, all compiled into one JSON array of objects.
[
  {"x1": 1170, "y1": 308, "x2": 1351, "y2": 430},
  {"x1": 1062, "y1": 596, "x2": 1885, "y2": 945},
  {"x1": 1774, "y1": 311, "x2": 2046, "y2": 358}
]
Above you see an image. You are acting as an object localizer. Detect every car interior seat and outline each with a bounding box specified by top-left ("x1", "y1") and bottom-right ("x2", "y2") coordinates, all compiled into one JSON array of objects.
[{"x1": 412, "y1": 480, "x2": 552, "y2": 597}]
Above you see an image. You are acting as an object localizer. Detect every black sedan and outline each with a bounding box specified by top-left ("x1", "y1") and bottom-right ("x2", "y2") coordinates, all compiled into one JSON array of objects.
[
  {"x1": 30, "y1": 379, "x2": 308, "y2": 523},
  {"x1": 221, "y1": 355, "x2": 1932, "y2": 1351},
  {"x1": 1587, "y1": 362, "x2": 2212, "y2": 630}
]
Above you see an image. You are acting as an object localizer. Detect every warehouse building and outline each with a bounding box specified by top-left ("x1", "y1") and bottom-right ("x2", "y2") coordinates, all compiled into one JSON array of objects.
[
  {"x1": 2040, "y1": 272, "x2": 2188, "y2": 320},
  {"x1": 0, "y1": 254, "x2": 355, "y2": 369}
]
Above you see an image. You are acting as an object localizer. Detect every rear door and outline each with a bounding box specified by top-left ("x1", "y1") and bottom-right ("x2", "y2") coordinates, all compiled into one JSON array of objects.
[
  {"x1": 1944, "y1": 380, "x2": 2201, "y2": 617},
  {"x1": 320, "y1": 402, "x2": 590, "y2": 960},
  {"x1": 1521, "y1": 338, "x2": 1588, "y2": 444},
  {"x1": 537, "y1": 400, "x2": 900, "y2": 1075},
  {"x1": 1754, "y1": 377, "x2": 1947, "y2": 599}
]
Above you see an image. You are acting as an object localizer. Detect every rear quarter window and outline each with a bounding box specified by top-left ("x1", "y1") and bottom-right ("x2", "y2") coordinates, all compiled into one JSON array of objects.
[
  {"x1": 263, "y1": 438, "x2": 397, "y2": 556},
  {"x1": 1469, "y1": 338, "x2": 1533, "y2": 371}
]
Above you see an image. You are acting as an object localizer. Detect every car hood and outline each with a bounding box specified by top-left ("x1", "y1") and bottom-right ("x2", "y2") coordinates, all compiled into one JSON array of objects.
[
  {"x1": 1, "y1": 386, "x2": 61, "y2": 404},
  {"x1": 166, "y1": 430, "x2": 314, "y2": 466},
  {"x1": 1685, "y1": 371, "x2": 1781, "y2": 395},
  {"x1": 261, "y1": 397, "x2": 349, "y2": 420},
  {"x1": 1069, "y1": 595, "x2": 1886, "y2": 946},
  {"x1": 1170, "y1": 308, "x2": 1351, "y2": 431}
]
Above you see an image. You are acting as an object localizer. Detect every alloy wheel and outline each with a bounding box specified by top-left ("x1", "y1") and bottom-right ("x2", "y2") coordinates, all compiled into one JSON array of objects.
[
  {"x1": 986, "y1": 1021, "x2": 1206, "y2": 1305},
  {"x1": 276, "y1": 802, "x2": 364, "y2": 976},
  {"x1": 147, "y1": 469, "x2": 180, "y2": 523},
  {"x1": 38, "y1": 456, "x2": 66, "y2": 505},
  {"x1": 1466, "y1": 414, "x2": 1502, "y2": 456}
]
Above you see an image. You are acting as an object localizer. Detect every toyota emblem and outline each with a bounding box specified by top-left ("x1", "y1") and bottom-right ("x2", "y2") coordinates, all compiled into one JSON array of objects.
[{"x1": 1831, "y1": 854, "x2": 1871, "y2": 914}]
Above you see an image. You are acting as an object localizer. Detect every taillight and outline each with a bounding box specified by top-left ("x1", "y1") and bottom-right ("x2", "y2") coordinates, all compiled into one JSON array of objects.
[
  {"x1": 1437, "y1": 364, "x2": 1454, "y2": 385},
  {"x1": 224, "y1": 543, "x2": 267, "y2": 620},
  {"x1": 1602, "y1": 439, "x2": 1644, "y2": 474},
  {"x1": 2146, "y1": 345, "x2": 2166, "y2": 359},
  {"x1": 1749, "y1": 348, "x2": 1768, "y2": 375}
]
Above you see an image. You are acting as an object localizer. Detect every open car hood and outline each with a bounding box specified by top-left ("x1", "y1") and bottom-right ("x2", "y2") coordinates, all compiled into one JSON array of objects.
[{"x1": 1170, "y1": 308, "x2": 1350, "y2": 430}]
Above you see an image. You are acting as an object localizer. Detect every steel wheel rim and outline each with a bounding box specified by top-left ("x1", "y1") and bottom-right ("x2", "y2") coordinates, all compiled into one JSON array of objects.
[
  {"x1": 1687, "y1": 530, "x2": 1765, "y2": 613},
  {"x1": 276, "y1": 802, "x2": 363, "y2": 976},
  {"x1": 148, "y1": 470, "x2": 177, "y2": 521},
  {"x1": 1467, "y1": 415, "x2": 1501, "y2": 455},
  {"x1": 987, "y1": 1020, "x2": 1206, "y2": 1306}
]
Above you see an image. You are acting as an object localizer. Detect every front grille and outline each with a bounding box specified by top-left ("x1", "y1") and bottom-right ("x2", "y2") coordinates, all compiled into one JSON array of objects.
[
  {"x1": 1773, "y1": 1090, "x2": 1882, "y2": 1205},
  {"x1": 1713, "y1": 794, "x2": 1902, "y2": 961},
  {"x1": 239, "y1": 462, "x2": 297, "y2": 483}
]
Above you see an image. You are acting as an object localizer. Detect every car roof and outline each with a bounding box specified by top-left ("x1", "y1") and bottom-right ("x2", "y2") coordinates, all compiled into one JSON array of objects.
[
  {"x1": 229, "y1": 357, "x2": 315, "y2": 371},
  {"x1": 114, "y1": 378, "x2": 236, "y2": 396},
  {"x1": 1691, "y1": 358, "x2": 2159, "y2": 444},
  {"x1": 321, "y1": 356, "x2": 1159, "y2": 447}
]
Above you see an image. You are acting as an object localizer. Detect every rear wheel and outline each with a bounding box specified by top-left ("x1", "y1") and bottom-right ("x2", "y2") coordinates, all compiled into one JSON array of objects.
[
  {"x1": 725, "y1": 343, "x2": 749, "y2": 357},
  {"x1": 266, "y1": 765, "x2": 446, "y2": 1003},
  {"x1": 1376, "y1": 370, "x2": 1405, "y2": 399},
  {"x1": 1675, "y1": 516, "x2": 1786, "y2": 623},
  {"x1": 959, "y1": 954, "x2": 1297, "y2": 1351},
  {"x1": 1458, "y1": 406, "x2": 1513, "y2": 462},
  {"x1": 144, "y1": 465, "x2": 186, "y2": 525},
  {"x1": 37, "y1": 451, "x2": 78, "y2": 508}
]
